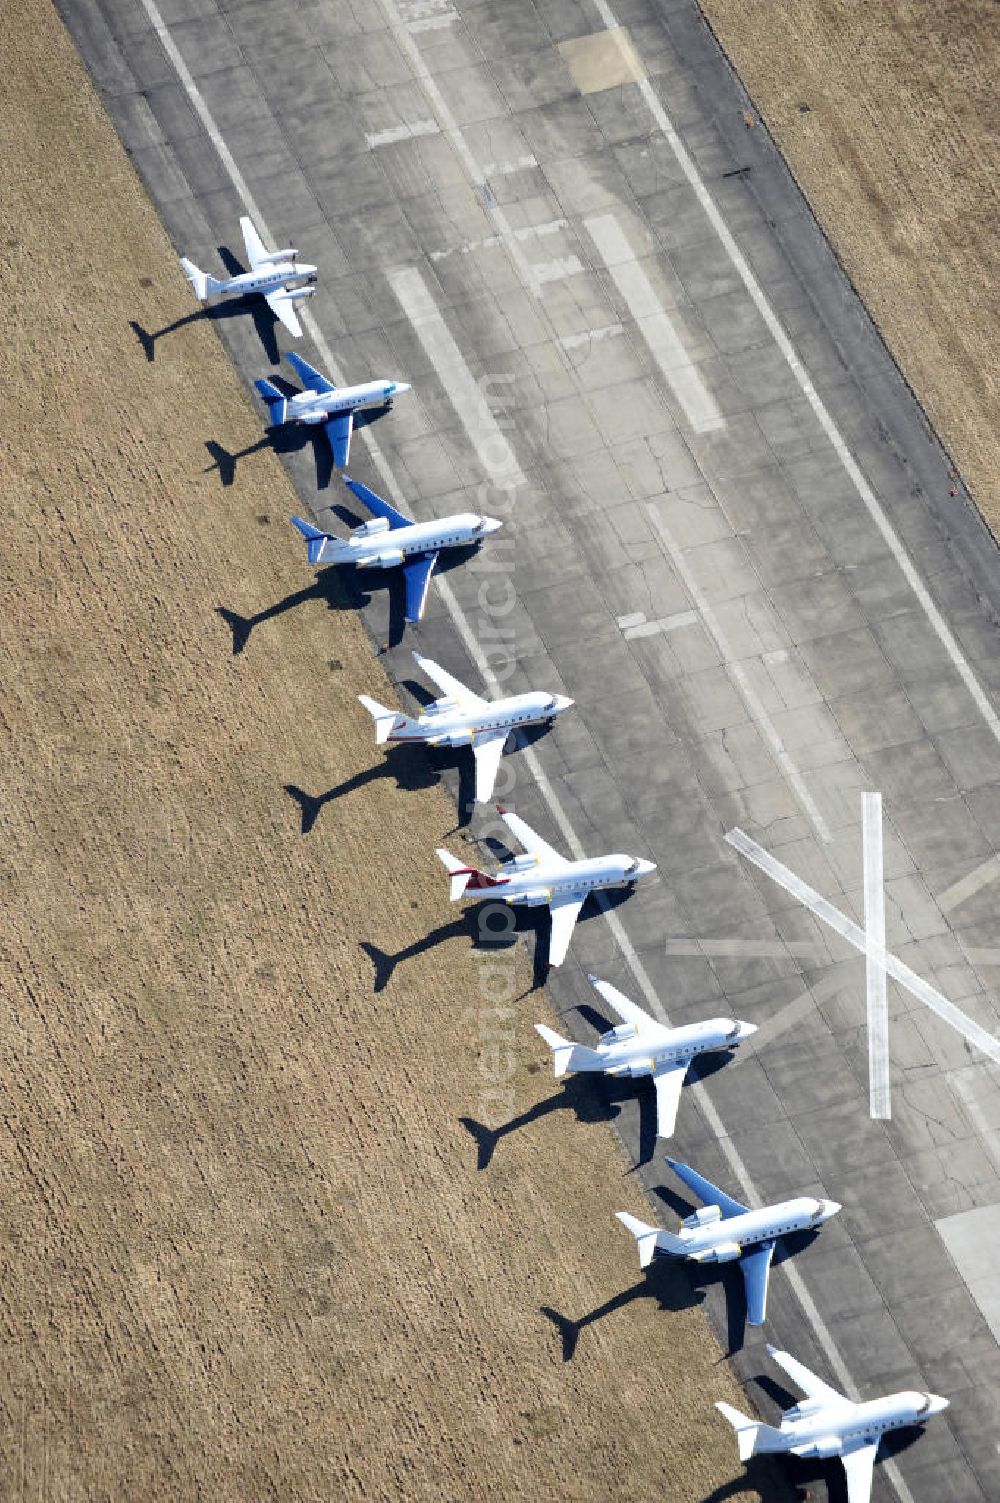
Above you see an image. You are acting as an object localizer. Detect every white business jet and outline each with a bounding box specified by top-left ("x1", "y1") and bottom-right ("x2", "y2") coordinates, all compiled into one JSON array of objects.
[
  {"x1": 617, "y1": 1158, "x2": 840, "y2": 1327},
  {"x1": 359, "y1": 653, "x2": 573, "y2": 804},
  {"x1": 436, "y1": 811, "x2": 656, "y2": 967},
  {"x1": 718, "y1": 1346, "x2": 948, "y2": 1503},
  {"x1": 534, "y1": 974, "x2": 756, "y2": 1136},
  {"x1": 256, "y1": 352, "x2": 410, "y2": 468},
  {"x1": 180, "y1": 216, "x2": 316, "y2": 337}
]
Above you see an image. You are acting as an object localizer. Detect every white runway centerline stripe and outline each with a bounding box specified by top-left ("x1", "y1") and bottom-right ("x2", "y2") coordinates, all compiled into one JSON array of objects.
[
  {"x1": 482, "y1": 154, "x2": 538, "y2": 179},
  {"x1": 390, "y1": 265, "x2": 525, "y2": 491},
  {"x1": 585, "y1": 213, "x2": 724, "y2": 434},
  {"x1": 429, "y1": 218, "x2": 568, "y2": 264},
  {"x1": 726, "y1": 825, "x2": 1000, "y2": 1067},
  {"x1": 862, "y1": 791, "x2": 891, "y2": 1119},
  {"x1": 647, "y1": 502, "x2": 831, "y2": 842},
  {"x1": 560, "y1": 322, "x2": 624, "y2": 352},
  {"x1": 366, "y1": 120, "x2": 440, "y2": 150}
]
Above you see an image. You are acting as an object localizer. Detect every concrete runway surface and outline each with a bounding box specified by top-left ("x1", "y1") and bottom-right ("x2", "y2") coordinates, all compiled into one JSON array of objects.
[{"x1": 59, "y1": 0, "x2": 1000, "y2": 1497}]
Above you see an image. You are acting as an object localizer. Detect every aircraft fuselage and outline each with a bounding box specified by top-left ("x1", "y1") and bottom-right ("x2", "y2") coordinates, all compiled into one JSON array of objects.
[
  {"x1": 388, "y1": 690, "x2": 573, "y2": 746},
  {"x1": 285, "y1": 380, "x2": 409, "y2": 424}
]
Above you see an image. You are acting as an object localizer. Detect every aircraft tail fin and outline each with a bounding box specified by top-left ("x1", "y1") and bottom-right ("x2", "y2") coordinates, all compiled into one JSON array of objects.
[
  {"x1": 715, "y1": 1403, "x2": 784, "y2": 1461},
  {"x1": 255, "y1": 378, "x2": 288, "y2": 427},
  {"x1": 179, "y1": 257, "x2": 223, "y2": 300},
  {"x1": 435, "y1": 848, "x2": 505, "y2": 901},
  {"x1": 290, "y1": 515, "x2": 335, "y2": 566},
  {"x1": 358, "y1": 696, "x2": 416, "y2": 745},
  {"x1": 533, "y1": 1023, "x2": 603, "y2": 1078},
  {"x1": 615, "y1": 1211, "x2": 663, "y2": 1269}
]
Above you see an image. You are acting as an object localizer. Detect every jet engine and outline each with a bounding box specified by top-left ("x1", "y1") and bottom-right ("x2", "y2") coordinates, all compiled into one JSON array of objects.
[
  {"x1": 429, "y1": 696, "x2": 459, "y2": 715},
  {"x1": 506, "y1": 853, "x2": 539, "y2": 872},
  {"x1": 357, "y1": 548, "x2": 405, "y2": 569},
  {"x1": 682, "y1": 1205, "x2": 722, "y2": 1230},
  {"x1": 785, "y1": 1399, "x2": 825, "y2": 1423},
  {"x1": 301, "y1": 410, "x2": 327, "y2": 425},
  {"x1": 352, "y1": 516, "x2": 391, "y2": 538},
  {"x1": 429, "y1": 729, "x2": 474, "y2": 748},
  {"x1": 284, "y1": 286, "x2": 316, "y2": 302},
  {"x1": 690, "y1": 1240, "x2": 741, "y2": 1264},
  {"x1": 598, "y1": 1022, "x2": 639, "y2": 1047},
  {"x1": 794, "y1": 1436, "x2": 843, "y2": 1460}
]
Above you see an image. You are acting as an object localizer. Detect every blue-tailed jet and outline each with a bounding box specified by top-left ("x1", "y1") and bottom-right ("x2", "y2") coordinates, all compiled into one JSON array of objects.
[
  {"x1": 617, "y1": 1158, "x2": 840, "y2": 1327},
  {"x1": 291, "y1": 479, "x2": 501, "y2": 624},
  {"x1": 534, "y1": 975, "x2": 756, "y2": 1134},
  {"x1": 436, "y1": 812, "x2": 656, "y2": 968},
  {"x1": 360, "y1": 653, "x2": 573, "y2": 803},
  {"x1": 718, "y1": 1347, "x2": 948, "y2": 1503},
  {"x1": 255, "y1": 352, "x2": 411, "y2": 469},
  {"x1": 180, "y1": 216, "x2": 316, "y2": 337}
]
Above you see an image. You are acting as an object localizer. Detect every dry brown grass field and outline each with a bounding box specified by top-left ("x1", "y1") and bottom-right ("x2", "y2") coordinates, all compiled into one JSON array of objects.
[
  {"x1": 700, "y1": 0, "x2": 1000, "y2": 532},
  {"x1": 0, "y1": 2, "x2": 792, "y2": 1499}
]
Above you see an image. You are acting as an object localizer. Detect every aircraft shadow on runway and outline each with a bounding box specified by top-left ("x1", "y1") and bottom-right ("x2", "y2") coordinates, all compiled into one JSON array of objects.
[
  {"x1": 217, "y1": 516, "x2": 483, "y2": 655},
  {"x1": 460, "y1": 1067, "x2": 659, "y2": 1172},
  {"x1": 540, "y1": 1256, "x2": 703, "y2": 1362},
  {"x1": 204, "y1": 397, "x2": 394, "y2": 493},
  {"x1": 361, "y1": 899, "x2": 552, "y2": 994}
]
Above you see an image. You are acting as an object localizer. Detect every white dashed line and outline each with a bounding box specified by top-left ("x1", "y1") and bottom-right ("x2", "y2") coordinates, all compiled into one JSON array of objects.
[{"x1": 366, "y1": 119, "x2": 440, "y2": 149}]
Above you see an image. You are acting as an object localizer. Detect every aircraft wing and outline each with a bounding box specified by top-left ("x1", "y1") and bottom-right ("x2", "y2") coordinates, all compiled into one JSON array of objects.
[
  {"x1": 652, "y1": 1060, "x2": 689, "y2": 1139},
  {"x1": 286, "y1": 350, "x2": 336, "y2": 394},
  {"x1": 414, "y1": 652, "x2": 485, "y2": 710},
  {"x1": 344, "y1": 478, "x2": 411, "y2": 529},
  {"x1": 498, "y1": 810, "x2": 568, "y2": 869},
  {"x1": 666, "y1": 1159, "x2": 749, "y2": 1220},
  {"x1": 264, "y1": 288, "x2": 304, "y2": 338},
  {"x1": 767, "y1": 1347, "x2": 846, "y2": 1406},
  {"x1": 325, "y1": 410, "x2": 353, "y2": 468},
  {"x1": 241, "y1": 215, "x2": 268, "y2": 270},
  {"x1": 403, "y1": 553, "x2": 438, "y2": 623},
  {"x1": 840, "y1": 1441, "x2": 878, "y2": 1503},
  {"x1": 548, "y1": 892, "x2": 586, "y2": 967},
  {"x1": 739, "y1": 1241, "x2": 776, "y2": 1327},
  {"x1": 472, "y1": 731, "x2": 508, "y2": 804},
  {"x1": 588, "y1": 976, "x2": 657, "y2": 1033}
]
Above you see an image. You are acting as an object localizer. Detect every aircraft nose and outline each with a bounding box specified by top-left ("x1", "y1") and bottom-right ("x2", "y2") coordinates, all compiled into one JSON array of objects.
[
  {"x1": 555, "y1": 694, "x2": 575, "y2": 713},
  {"x1": 926, "y1": 1394, "x2": 950, "y2": 1415},
  {"x1": 394, "y1": 382, "x2": 412, "y2": 394},
  {"x1": 737, "y1": 1021, "x2": 758, "y2": 1040},
  {"x1": 481, "y1": 516, "x2": 504, "y2": 533},
  {"x1": 634, "y1": 858, "x2": 656, "y2": 877},
  {"x1": 823, "y1": 1199, "x2": 842, "y2": 1219},
  {"x1": 298, "y1": 263, "x2": 318, "y2": 277}
]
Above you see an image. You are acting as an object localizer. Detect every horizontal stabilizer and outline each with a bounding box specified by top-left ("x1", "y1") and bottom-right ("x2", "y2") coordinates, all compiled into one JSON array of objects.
[
  {"x1": 358, "y1": 695, "x2": 408, "y2": 744},
  {"x1": 180, "y1": 256, "x2": 212, "y2": 300},
  {"x1": 290, "y1": 515, "x2": 332, "y2": 566},
  {"x1": 615, "y1": 1211, "x2": 661, "y2": 1269},
  {"x1": 254, "y1": 378, "x2": 287, "y2": 426},
  {"x1": 533, "y1": 1023, "x2": 603, "y2": 1077},
  {"x1": 715, "y1": 1403, "x2": 784, "y2": 1461}
]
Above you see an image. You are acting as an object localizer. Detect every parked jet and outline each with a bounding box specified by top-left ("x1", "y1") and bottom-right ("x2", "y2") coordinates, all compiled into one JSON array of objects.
[
  {"x1": 255, "y1": 351, "x2": 410, "y2": 468},
  {"x1": 534, "y1": 975, "x2": 756, "y2": 1136},
  {"x1": 436, "y1": 812, "x2": 655, "y2": 967},
  {"x1": 617, "y1": 1158, "x2": 840, "y2": 1326},
  {"x1": 290, "y1": 479, "x2": 502, "y2": 624},
  {"x1": 359, "y1": 653, "x2": 573, "y2": 804},
  {"x1": 180, "y1": 216, "x2": 317, "y2": 337},
  {"x1": 718, "y1": 1346, "x2": 948, "y2": 1503}
]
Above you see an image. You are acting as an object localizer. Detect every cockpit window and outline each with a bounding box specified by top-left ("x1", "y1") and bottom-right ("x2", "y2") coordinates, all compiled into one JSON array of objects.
[{"x1": 625, "y1": 858, "x2": 639, "y2": 874}]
